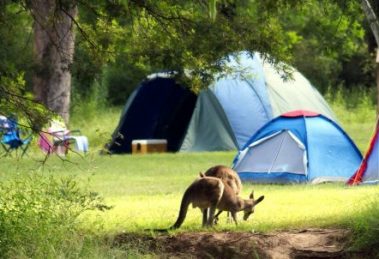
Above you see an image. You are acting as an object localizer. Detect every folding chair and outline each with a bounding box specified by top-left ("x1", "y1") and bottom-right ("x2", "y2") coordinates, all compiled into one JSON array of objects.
[
  {"x1": 38, "y1": 118, "x2": 88, "y2": 156},
  {"x1": 0, "y1": 115, "x2": 33, "y2": 157}
]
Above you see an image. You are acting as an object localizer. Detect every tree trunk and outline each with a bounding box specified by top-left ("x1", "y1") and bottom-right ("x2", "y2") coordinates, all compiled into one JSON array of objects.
[
  {"x1": 361, "y1": 0, "x2": 379, "y2": 114},
  {"x1": 31, "y1": 0, "x2": 77, "y2": 124}
]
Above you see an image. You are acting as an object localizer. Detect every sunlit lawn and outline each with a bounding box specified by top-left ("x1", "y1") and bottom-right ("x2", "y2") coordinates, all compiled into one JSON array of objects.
[
  {"x1": 98, "y1": 181, "x2": 379, "y2": 234},
  {"x1": 1, "y1": 152, "x2": 378, "y2": 235},
  {"x1": 1, "y1": 95, "x2": 378, "y2": 237}
]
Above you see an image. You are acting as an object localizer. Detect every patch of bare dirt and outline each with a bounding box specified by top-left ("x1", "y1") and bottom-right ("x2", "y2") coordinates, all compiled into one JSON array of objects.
[{"x1": 114, "y1": 228, "x2": 354, "y2": 258}]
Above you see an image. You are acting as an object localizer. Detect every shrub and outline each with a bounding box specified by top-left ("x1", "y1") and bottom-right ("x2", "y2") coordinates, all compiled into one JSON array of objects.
[{"x1": 0, "y1": 173, "x2": 110, "y2": 258}]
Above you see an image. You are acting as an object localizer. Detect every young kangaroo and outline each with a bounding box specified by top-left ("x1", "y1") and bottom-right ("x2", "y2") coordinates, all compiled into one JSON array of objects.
[
  {"x1": 203, "y1": 165, "x2": 242, "y2": 223},
  {"x1": 170, "y1": 175, "x2": 264, "y2": 229}
]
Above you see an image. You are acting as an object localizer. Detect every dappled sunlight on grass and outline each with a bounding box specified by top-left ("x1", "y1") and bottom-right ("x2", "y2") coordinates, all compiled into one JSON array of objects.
[
  {"x1": 2, "y1": 153, "x2": 379, "y2": 235},
  {"x1": 246, "y1": 184, "x2": 375, "y2": 231},
  {"x1": 2, "y1": 98, "x2": 379, "y2": 239},
  {"x1": 81, "y1": 162, "x2": 379, "y2": 233}
]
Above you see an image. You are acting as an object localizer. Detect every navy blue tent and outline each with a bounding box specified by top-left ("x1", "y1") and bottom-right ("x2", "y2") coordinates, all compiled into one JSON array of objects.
[{"x1": 109, "y1": 78, "x2": 197, "y2": 153}]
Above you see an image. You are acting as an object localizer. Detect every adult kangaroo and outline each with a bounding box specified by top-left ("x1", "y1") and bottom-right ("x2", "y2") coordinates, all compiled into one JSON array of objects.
[
  {"x1": 203, "y1": 165, "x2": 242, "y2": 195},
  {"x1": 203, "y1": 165, "x2": 242, "y2": 223},
  {"x1": 170, "y1": 175, "x2": 264, "y2": 229}
]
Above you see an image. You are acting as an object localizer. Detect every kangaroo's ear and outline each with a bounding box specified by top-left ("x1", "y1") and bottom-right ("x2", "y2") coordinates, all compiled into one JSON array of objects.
[
  {"x1": 199, "y1": 172, "x2": 205, "y2": 178},
  {"x1": 249, "y1": 190, "x2": 254, "y2": 199},
  {"x1": 254, "y1": 195, "x2": 265, "y2": 205}
]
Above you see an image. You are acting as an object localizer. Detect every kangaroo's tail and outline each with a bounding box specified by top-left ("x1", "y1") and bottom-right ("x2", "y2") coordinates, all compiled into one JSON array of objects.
[
  {"x1": 144, "y1": 187, "x2": 192, "y2": 232},
  {"x1": 169, "y1": 188, "x2": 191, "y2": 229}
]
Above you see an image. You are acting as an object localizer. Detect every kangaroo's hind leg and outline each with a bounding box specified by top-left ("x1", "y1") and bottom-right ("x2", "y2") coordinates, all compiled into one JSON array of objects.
[
  {"x1": 207, "y1": 205, "x2": 217, "y2": 227},
  {"x1": 202, "y1": 208, "x2": 208, "y2": 227},
  {"x1": 213, "y1": 210, "x2": 223, "y2": 225},
  {"x1": 231, "y1": 211, "x2": 238, "y2": 225}
]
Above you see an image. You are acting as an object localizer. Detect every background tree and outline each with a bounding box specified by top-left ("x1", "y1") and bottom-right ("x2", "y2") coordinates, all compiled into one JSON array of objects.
[
  {"x1": 0, "y1": 1, "x2": 49, "y2": 129},
  {"x1": 360, "y1": 0, "x2": 379, "y2": 113},
  {"x1": 1, "y1": 0, "x2": 378, "y2": 126},
  {"x1": 92, "y1": 0, "x2": 301, "y2": 105},
  {"x1": 29, "y1": 0, "x2": 77, "y2": 124},
  {"x1": 281, "y1": 1, "x2": 370, "y2": 93}
]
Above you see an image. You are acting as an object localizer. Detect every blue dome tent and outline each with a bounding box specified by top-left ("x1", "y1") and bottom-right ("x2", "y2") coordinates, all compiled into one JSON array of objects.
[
  {"x1": 233, "y1": 110, "x2": 362, "y2": 184},
  {"x1": 108, "y1": 52, "x2": 336, "y2": 153}
]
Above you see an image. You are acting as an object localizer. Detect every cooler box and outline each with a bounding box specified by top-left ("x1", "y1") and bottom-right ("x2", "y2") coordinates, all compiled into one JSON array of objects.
[{"x1": 131, "y1": 139, "x2": 167, "y2": 154}]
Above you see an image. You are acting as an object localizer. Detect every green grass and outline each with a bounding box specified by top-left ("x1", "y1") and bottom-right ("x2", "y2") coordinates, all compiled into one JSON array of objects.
[
  {"x1": 330, "y1": 104, "x2": 376, "y2": 153},
  {"x1": 0, "y1": 155, "x2": 378, "y2": 257},
  {"x1": 325, "y1": 88, "x2": 377, "y2": 153},
  {"x1": 2, "y1": 151, "x2": 379, "y2": 257},
  {"x1": 1, "y1": 88, "x2": 379, "y2": 257},
  {"x1": 1, "y1": 153, "x2": 378, "y2": 234}
]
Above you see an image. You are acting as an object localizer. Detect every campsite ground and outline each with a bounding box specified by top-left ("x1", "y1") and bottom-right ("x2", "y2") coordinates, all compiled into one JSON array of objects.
[
  {"x1": 2, "y1": 153, "x2": 379, "y2": 258},
  {"x1": 114, "y1": 228, "x2": 352, "y2": 258},
  {"x1": 1, "y1": 94, "x2": 379, "y2": 258}
]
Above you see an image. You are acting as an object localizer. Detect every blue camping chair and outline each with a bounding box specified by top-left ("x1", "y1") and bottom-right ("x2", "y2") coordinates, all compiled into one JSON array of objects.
[{"x1": 0, "y1": 115, "x2": 33, "y2": 157}]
